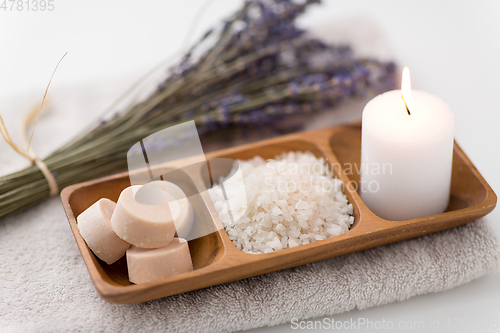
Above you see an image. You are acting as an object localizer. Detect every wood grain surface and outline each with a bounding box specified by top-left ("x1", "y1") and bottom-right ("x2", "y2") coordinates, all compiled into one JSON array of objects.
[{"x1": 60, "y1": 122, "x2": 496, "y2": 304}]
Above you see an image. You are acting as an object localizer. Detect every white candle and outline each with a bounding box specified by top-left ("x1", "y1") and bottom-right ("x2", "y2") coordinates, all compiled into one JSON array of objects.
[{"x1": 360, "y1": 67, "x2": 454, "y2": 221}]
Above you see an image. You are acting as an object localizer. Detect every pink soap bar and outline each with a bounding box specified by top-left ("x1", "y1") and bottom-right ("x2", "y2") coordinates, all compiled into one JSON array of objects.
[
  {"x1": 151, "y1": 181, "x2": 194, "y2": 239},
  {"x1": 77, "y1": 198, "x2": 130, "y2": 265},
  {"x1": 111, "y1": 185, "x2": 178, "y2": 248},
  {"x1": 126, "y1": 238, "x2": 193, "y2": 284}
]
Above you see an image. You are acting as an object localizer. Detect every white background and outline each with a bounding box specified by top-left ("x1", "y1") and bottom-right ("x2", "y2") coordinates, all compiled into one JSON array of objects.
[{"x1": 1, "y1": 1, "x2": 499, "y2": 332}]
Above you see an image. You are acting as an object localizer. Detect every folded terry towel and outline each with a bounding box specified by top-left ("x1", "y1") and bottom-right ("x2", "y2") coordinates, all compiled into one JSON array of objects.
[{"x1": 0, "y1": 194, "x2": 497, "y2": 332}]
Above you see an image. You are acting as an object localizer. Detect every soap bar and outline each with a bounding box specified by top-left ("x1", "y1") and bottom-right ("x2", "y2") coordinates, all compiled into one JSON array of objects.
[
  {"x1": 111, "y1": 185, "x2": 179, "y2": 248},
  {"x1": 77, "y1": 198, "x2": 130, "y2": 265},
  {"x1": 126, "y1": 238, "x2": 193, "y2": 284},
  {"x1": 152, "y1": 180, "x2": 194, "y2": 239}
]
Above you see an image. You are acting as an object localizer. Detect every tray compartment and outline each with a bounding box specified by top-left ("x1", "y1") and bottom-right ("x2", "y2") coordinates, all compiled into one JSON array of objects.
[
  {"x1": 64, "y1": 168, "x2": 225, "y2": 287},
  {"x1": 328, "y1": 123, "x2": 491, "y2": 218},
  {"x1": 198, "y1": 139, "x2": 362, "y2": 254}
]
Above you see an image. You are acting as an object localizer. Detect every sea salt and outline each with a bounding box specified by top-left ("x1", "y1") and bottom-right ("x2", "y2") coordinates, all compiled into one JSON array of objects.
[{"x1": 208, "y1": 151, "x2": 354, "y2": 254}]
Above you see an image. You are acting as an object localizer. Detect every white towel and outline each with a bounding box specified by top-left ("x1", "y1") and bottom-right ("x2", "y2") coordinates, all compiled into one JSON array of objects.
[{"x1": 0, "y1": 196, "x2": 497, "y2": 332}]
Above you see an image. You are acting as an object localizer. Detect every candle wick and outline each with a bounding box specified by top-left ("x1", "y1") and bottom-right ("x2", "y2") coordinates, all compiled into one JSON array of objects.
[{"x1": 401, "y1": 94, "x2": 411, "y2": 116}]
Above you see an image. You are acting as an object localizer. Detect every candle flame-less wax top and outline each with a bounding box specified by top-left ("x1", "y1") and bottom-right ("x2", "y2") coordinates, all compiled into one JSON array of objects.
[{"x1": 363, "y1": 89, "x2": 454, "y2": 144}]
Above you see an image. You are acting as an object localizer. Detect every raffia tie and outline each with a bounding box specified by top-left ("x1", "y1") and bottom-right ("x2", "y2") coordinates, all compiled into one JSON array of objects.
[
  {"x1": 0, "y1": 102, "x2": 58, "y2": 196},
  {"x1": 0, "y1": 53, "x2": 67, "y2": 197}
]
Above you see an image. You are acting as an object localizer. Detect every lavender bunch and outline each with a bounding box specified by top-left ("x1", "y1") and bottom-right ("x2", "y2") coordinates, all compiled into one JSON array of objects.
[{"x1": 0, "y1": 0, "x2": 397, "y2": 219}]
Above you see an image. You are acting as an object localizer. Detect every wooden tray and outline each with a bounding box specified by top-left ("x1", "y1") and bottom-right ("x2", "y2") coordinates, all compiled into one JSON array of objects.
[{"x1": 61, "y1": 122, "x2": 497, "y2": 304}]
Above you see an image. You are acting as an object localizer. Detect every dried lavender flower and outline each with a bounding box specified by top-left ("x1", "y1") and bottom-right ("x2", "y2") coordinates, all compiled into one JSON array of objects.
[{"x1": 0, "y1": 0, "x2": 397, "y2": 219}]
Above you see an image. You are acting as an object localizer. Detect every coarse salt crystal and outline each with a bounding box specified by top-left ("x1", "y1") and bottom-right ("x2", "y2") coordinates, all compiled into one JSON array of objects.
[{"x1": 208, "y1": 151, "x2": 354, "y2": 254}]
